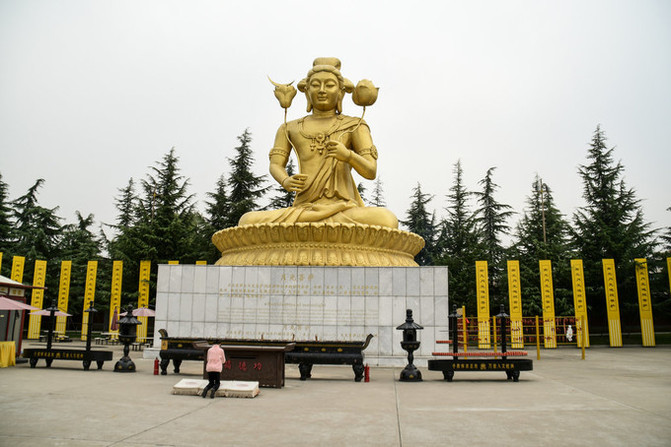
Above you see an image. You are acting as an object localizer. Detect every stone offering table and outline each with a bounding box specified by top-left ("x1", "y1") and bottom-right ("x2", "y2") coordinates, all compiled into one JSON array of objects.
[
  {"x1": 159, "y1": 329, "x2": 374, "y2": 381},
  {"x1": 428, "y1": 305, "x2": 533, "y2": 382},
  {"x1": 22, "y1": 348, "x2": 113, "y2": 370},
  {"x1": 197, "y1": 342, "x2": 294, "y2": 388}
]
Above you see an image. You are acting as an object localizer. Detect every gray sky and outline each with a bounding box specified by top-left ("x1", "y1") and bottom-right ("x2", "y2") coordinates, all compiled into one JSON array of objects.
[{"x1": 1, "y1": 0, "x2": 670, "y2": 243}]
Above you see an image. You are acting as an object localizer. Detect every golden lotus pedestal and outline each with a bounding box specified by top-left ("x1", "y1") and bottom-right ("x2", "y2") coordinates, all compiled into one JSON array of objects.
[{"x1": 212, "y1": 223, "x2": 425, "y2": 267}]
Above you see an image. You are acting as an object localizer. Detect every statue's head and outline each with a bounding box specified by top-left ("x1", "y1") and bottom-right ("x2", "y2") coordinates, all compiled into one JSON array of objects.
[{"x1": 298, "y1": 57, "x2": 354, "y2": 114}]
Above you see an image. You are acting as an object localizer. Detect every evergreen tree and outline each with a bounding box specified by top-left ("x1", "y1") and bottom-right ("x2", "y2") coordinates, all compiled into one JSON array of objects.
[
  {"x1": 474, "y1": 167, "x2": 514, "y2": 308},
  {"x1": 0, "y1": 173, "x2": 13, "y2": 273},
  {"x1": 370, "y1": 177, "x2": 386, "y2": 207},
  {"x1": 114, "y1": 178, "x2": 138, "y2": 228},
  {"x1": 206, "y1": 174, "x2": 232, "y2": 230},
  {"x1": 660, "y1": 207, "x2": 671, "y2": 254},
  {"x1": 357, "y1": 182, "x2": 367, "y2": 204},
  {"x1": 138, "y1": 147, "x2": 197, "y2": 261},
  {"x1": 60, "y1": 212, "x2": 103, "y2": 316},
  {"x1": 227, "y1": 129, "x2": 269, "y2": 227},
  {"x1": 511, "y1": 175, "x2": 573, "y2": 315},
  {"x1": 11, "y1": 179, "x2": 63, "y2": 265},
  {"x1": 572, "y1": 126, "x2": 655, "y2": 326},
  {"x1": 436, "y1": 160, "x2": 482, "y2": 311},
  {"x1": 267, "y1": 159, "x2": 296, "y2": 210},
  {"x1": 109, "y1": 148, "x2": 201, "y2": 308},
  {"x1": 402, "y1": 183, "x2": 437, "y2": 265}
]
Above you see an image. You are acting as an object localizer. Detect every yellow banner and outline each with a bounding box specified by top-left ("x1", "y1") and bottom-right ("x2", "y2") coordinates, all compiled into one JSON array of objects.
[
  {"x1": 80, "y1": 261, "x2": 98, "y2": 341},
  {"x1": 539, "y1": 260, "x2": 557, "y2": 348},
  {"x1": 634, "y1": 258, "x2": 655, "y2": 347},
  {"x1": 0, "y1": 252, "x2": 3, "y2": 272},
  {"x1": 668, "y1": 258, "x2": 671, "y2": 296},
  {"x1": 168, "y1": 260, "x2": 179, "y2": 265},
  {"x1": 137, "y1": 260, "x2": 151, "y2": 342},
  {"x1": 570, "y1": 260, "x2": 590, "y2": 348},
  {"x1": 507, "y1": 260, "x2": 523, "y2": 348},
  {"x1": 27, "y1": 260, "x2": 47, "y2": 339},
  {"x1": 602, "y1": 259, "x2": 622, "y2": 347},
  {"x1": 475, "y1": 260, "x2": 490, "y2": 348},
  {"x1": 11, "y1": 256, "x2": 25, "y2": 283},
  {"x1": 196, "y1": 260, "x2": 207, "y2": 265},
  {"x1": 109, "y1": 261, "x2": 123, "y2": 337},
  {"x1": 55, "y1": 261, "x2": 72, "y2": 335}
]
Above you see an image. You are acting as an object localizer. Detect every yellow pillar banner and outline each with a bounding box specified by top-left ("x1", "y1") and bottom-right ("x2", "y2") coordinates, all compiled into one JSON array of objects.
[
  {"x1": 109, "y1": 261, "x2": 123, "y2": 337},
  {"x1": 570, "y1": 260, "x2": 590, "y2": 348},
  {"x1": 137, "y1": 260, "x2": 151, "y2": 342},
  {"x1": 0, "y1": 252, "x2": 3, "y2": 272},
  {"x1": 634, "y1": 258, "x2": 655, "y2": 347},
  {"x1": 602, "y1": 259, "x2": 622, "y2": 347},
  {"x1": 27, "y1": 260, "x2": 47, "y2": 339},
  {"x1": 539, "y1": 260, "x2": 557, "y2": 348},
  {"x1": 55, "y1": 261, "x2": 72, "y2": 335},
  {"x1": 196, "y1": 260, "x2": 207, "y2": 265},
  {"x1": 80, "y1": 261, "x2": 98, "y2": 341},
  {"x1": 11, "y1": 256, "x2": 25, "y2": 283},
  {"x1": 475, "y1": 260, "x2": 490, "y2": 349},
  {"x1": 168, "y1": 260, "x2": 179, "y2": 265},
  {"x1": 507, "y1": 260, "x2": 523, "y2": 349},
  {"x1": 667, "y1": 258, "x2": 671, "y2": 296}
]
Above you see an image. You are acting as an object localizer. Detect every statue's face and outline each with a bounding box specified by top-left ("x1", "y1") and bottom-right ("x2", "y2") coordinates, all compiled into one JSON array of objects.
[{"x1": 307, "y1": 71, "x2": 340, "y2": 112}]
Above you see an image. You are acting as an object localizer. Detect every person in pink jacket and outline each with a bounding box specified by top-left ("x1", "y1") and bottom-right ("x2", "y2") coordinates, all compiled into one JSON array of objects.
[{"x1": 202, "y1": 344, "x2": 226, "y2": 398}]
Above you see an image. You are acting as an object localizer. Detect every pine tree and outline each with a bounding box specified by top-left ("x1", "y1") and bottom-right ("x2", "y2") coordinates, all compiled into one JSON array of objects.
[
  {"x1": 138, "y1": 147, "x2": 197, "y2": 261},
  {"x1": 660, "y1": 207, "x2": 671, "y2": 255},
  {"x1": 227, "y1": 129, "x2": 269, "y2": 227},
  {"x1": 370, "y1": 177, "x2": 386, "y2": 207},
  {"x1": 108, "y1": 148, "x2": 201, "y2": 308},
  {"x1": 11, "y1": 179, "x2": 63, "y2": 264},
  {"x1": 511, "y1": 175, "x2": 573, "y2": 315},
  {"x1": 267, "y1": 159, "x2": 296, "y2": 210},
  {"x1": 206, "y1": 174, "x2": 232, "y2": 230},
  {"x1": 474, "y1": 167, "x2": 514, "y2": 307},
  {"x1": 402, "y1": 183, "x2": 437, "y2": 265},
  {"x1": 114, "y1": 178, "x2": 138, "y2": 228},
  {"x1": 572, "y1": 125, "x2": 655, "y2": 325},
  {"x1": 0, "y1": 173, "x2": 13, "y2": 268},
  {"x1": 436, "y1": 160, "x2": 482, "y2": 311},
  {"x1": 60, "y1": 212, "x2": 103, "y2": 315},
  {"x1": 357, "y1": 182, "x2": 368, "y2": 204}
]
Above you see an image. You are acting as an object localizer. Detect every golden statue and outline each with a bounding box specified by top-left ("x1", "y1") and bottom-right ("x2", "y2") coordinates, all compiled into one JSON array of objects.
[{"x1": 213, "y1": 58, "x2": 424, "y2": 266}]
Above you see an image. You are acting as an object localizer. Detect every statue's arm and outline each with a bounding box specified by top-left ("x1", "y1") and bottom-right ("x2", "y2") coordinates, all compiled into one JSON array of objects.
[
  {"x1": 326, "y1": 123, "x2": 377, "y2": 180},
  {"x1": 269, "y1": 124, "x2": 306, "y2": 192}
]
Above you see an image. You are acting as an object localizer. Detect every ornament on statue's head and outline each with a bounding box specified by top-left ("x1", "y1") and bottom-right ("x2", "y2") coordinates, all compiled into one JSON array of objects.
[{"x1": 268, "y1": 77, "x2": 297, "y2": 109}]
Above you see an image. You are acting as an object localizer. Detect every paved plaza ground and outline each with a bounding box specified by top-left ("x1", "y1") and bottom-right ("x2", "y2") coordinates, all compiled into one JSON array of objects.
[{"x1": 0, "y1": 342, "x2": 669, "y2": 446}]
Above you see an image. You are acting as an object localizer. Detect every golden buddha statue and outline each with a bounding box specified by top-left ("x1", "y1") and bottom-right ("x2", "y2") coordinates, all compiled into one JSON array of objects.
[
  {"x1": 239, "y1": 57, "x2": 398, "y2": 228},
  {"x1": 213, "y1": 58, "x2": 424, "y2": 266}
]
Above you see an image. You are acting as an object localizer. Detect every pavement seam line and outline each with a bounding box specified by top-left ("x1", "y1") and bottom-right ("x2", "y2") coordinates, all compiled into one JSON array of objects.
[
  {"x1": 393, "y1": 368, "x2": 403, "y2": 447},
  {"x1": 106, "y1": 400, "x2": 216, "y2": 447}
]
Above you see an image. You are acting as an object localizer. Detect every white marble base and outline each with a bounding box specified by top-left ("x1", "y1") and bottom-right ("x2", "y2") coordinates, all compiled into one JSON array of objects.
[{"x1": 155, "y1": 265, "x2": 448, "y2": 366}]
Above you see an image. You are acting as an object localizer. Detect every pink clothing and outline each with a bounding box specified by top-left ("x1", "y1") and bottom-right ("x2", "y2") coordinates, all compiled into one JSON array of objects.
[{"x1": 205, "y1": 345, "x2": 226, "y2": 372}]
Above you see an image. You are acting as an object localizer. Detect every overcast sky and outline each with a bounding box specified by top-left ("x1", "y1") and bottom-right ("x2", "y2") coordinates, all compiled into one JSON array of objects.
[{"x1": 1, "y1": 1, "x2": 670, "y2": 244}]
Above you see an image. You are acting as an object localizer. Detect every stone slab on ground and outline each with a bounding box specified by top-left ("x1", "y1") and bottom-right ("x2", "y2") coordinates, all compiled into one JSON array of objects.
[{"x1": 172, "y1": 378, "x2": 260, "y2": 398}]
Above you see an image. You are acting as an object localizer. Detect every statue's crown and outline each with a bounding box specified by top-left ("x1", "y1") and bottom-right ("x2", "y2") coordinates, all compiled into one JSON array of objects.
[{"x1": 313, "y1": 57, "x2": 341, "y2": 70}]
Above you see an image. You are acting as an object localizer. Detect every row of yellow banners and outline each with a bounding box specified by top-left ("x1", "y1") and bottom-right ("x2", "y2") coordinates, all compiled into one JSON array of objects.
[
  {"x1": 2, "y1": 251, "x2": 668, "y2": 348},
  {"x1": 0, "y1": 253, "x2": 207, "y2": 342},
  {"x1": 477, "y1": 258, "x2": 667, "y2": 349}
]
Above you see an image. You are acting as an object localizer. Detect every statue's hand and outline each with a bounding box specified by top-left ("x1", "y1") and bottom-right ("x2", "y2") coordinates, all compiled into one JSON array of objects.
[
  {"x1": 325, "y1": 140, "x2": 351, "y2": 162},
  {"x1": 282, "y1": 174, "x2": 308, "y2": 192}
]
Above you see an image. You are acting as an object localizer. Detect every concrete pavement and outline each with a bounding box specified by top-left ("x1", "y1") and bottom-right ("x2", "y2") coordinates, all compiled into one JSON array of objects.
[{"x1": 0, "y1": 341, "x2": 669, "y2": 446}]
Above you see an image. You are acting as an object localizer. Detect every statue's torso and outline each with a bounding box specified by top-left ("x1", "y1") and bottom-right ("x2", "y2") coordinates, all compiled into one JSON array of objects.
[{"x1": 286, "y1": 115, "x2": 359, "y2": 173}]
